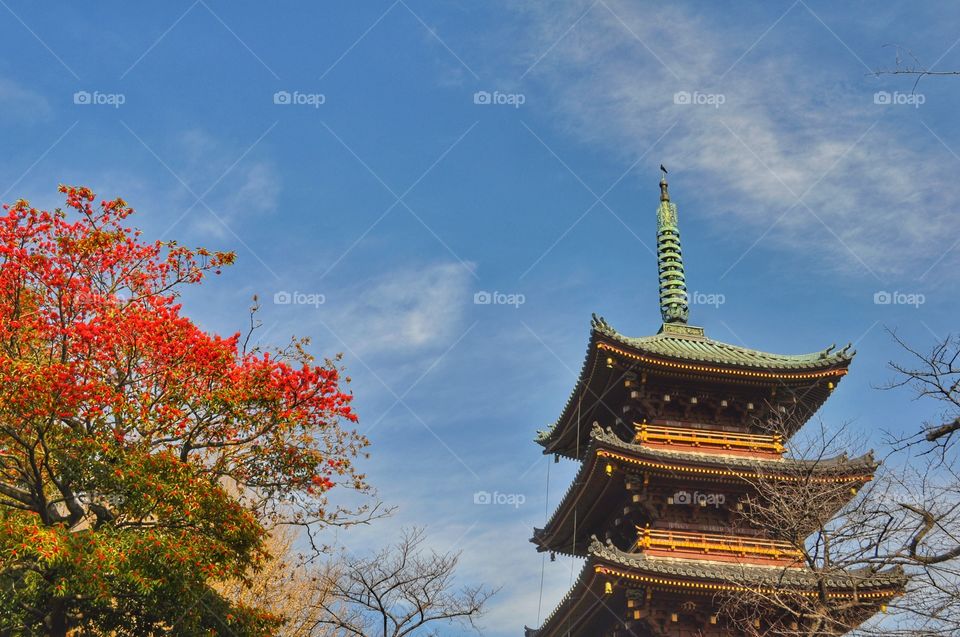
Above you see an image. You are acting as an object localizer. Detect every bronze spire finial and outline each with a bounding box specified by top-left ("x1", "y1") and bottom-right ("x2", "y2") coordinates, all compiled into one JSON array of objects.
[{"x1": 659, "y1": 164, "x2": 669, "y2": 201}]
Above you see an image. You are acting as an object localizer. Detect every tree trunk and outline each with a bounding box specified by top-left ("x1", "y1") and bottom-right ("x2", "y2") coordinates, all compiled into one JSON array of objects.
[{"x1": 44, "y1": 599, "x2": 68, "y2": 637}]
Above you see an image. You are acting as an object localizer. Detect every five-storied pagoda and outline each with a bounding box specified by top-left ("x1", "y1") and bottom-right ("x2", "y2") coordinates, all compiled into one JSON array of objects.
[{"x1": 525, "y1": 171, "x2": 904, "y2": 636}]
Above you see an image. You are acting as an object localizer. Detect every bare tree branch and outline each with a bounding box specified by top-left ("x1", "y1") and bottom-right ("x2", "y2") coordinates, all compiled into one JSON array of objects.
[
  {"x1": 872, "y1": 44, "x2": 960, "y2": 92},
  {"x1": 307, "y1": 527, "x2": 497, "y2": 637}
]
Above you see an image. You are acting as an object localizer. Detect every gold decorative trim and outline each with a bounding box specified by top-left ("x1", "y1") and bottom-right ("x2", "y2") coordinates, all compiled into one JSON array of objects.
[
  {"x1": 596, "y1": 449, "x2": 871, "y2": 484},
  {"x1": 597, "y1": 341, "x2": 847, "y2": 381},
  {"x1": 594, "y1": 565, "x2": 900, "y2": 599}
]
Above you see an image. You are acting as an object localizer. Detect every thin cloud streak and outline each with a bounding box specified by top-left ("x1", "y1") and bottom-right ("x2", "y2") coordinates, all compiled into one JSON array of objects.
[{"x1": 506, "y1": 0, "x2": 960, "y2": 282}]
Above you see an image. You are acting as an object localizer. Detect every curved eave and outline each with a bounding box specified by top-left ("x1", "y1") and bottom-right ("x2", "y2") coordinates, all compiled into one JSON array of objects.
[
  {"x1": 592, "y1": 426, "x2": 879, "y2": 479},
  {"x1": 534, "y1": 427, "x2": 877, "y2": 555},
  {"x1": 535, "y1": 327, "x2": 608, "y2": 458},
  {"x1": 530, "y1": 555, "x2": 613, "y2": 637},
  {"x1": 594, "y1": 315, "x2": 856, "y2": 373},
  {"x1": 532, "y1": 434, "x2": 619, "y2": 556},
  {"x1": 530, "y1": 545, "x2": 904, "y2": 637},
  {"x1": 596, "y1": 338, "x2": 851, "y2": 382},
  {"x1": 589, "y1": 539, "x2": 907, "y2": 593},
  {"x1": 536, "y1": 316, "x2": 853, "y2": 459}
]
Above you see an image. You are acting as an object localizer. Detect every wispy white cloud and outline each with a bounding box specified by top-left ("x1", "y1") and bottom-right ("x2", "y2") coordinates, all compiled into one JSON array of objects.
[
  {"x1": 507, "y1": 0, "x2": 960, "y2": 283},
  {"x1": 171, "y1": 128, "x2": 281, "y2": 235},
  {"x1": 225, "y1": 161, "x2": 279, "y2": 215},
  {"x1": 0, "y1": 77, "x2": 50, "y2": 120},
  {"x1": 322, "y1": 261, "x2": 474, "y2": 358}
]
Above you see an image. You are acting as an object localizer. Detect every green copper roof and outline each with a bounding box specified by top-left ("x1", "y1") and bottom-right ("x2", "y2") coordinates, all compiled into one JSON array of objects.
[
  {"x1": 532, "y1": 425, "x2": 877, "y2": 555},
  {"x1": 528, "y1": 538, "x2": 904, "y2": 637},
  {"x1": 587, "y1": 538, "x2": 906, "y2": 590},
  {"x1": 593, "y1": 314, "x2": 855, "y2": 371},
  {"x1": 588, "y1": 424, "x2": 876, "y2": 472},
  {"x1": 533, "y1": 317, "x2": 854, "y2": 451},
  {"x1": 657, "y1": 174, "x2": 689, "y2": 324}
]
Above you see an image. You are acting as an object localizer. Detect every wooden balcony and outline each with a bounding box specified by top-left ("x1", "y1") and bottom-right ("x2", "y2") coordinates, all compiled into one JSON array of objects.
[
  {"x1": 634, "y1": 421, "x2": 784, "y2": 457},
  {"x1": 634, "y1": 526, "x2": 802, "y2": 566}
]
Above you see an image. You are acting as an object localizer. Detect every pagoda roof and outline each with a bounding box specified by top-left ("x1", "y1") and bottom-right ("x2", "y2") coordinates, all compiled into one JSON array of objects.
[
  {"x1": 527, "y1": 538, "x2": 904, "y2": 637},
  {"x1": 536, "y1": 316, "x2": 854, "y2": 457},
  {"x1": 593, "y1": 315, "x2": 855, "y2": 372},
  {"x1": 589, "y1": 537, "x2": 906, "y2": 591},
  {"x1": 533, "y1": 426, "x2": 877, "y2": 556},
  {"x1": 589, "y1": 424, "x2": 876, "y2": 475}
]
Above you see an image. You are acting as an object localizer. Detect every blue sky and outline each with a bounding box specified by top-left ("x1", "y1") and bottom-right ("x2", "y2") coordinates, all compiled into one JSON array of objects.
[{"x1": 2, "y1": 1, "x2": 959, "y2": 633}]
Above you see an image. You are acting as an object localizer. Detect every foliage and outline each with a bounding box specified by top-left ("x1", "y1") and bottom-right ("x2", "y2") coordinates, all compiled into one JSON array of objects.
[{"x1": 0, "y1": 186, "x2": 368, "y2": 635}]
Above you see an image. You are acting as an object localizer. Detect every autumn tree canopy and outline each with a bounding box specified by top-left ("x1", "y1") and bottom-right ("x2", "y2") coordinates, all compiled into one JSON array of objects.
[{"x1": 0, "y1": 186, "x2": 369, "y2": 636}]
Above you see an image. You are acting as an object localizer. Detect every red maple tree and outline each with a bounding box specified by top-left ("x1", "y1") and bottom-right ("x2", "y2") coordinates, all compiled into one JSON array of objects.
[{"x1": 0, "y1": 186, "x2": 369, "y2": 636}]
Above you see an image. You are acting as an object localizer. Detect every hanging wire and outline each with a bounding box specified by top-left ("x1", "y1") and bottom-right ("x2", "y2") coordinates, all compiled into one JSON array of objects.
[
  {"x1": 541, "y1": 352, "x2": 590, "y2": 631},
  {"x1": 536, "y1": 456, "x2": 551, "y2": 625},
  {"x1": 569, "y1": 509, "x2": 577, "y2": 586}
]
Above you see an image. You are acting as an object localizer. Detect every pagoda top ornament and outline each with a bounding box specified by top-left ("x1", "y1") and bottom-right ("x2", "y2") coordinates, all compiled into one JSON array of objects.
[{"x1": 656, "y1": 166, "x2": 689, "y2": 325}]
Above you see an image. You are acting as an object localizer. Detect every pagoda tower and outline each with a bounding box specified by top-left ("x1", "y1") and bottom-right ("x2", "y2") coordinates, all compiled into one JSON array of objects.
[{"x1": 525, "y1": 171, "x2": 904, "y2": 636}]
